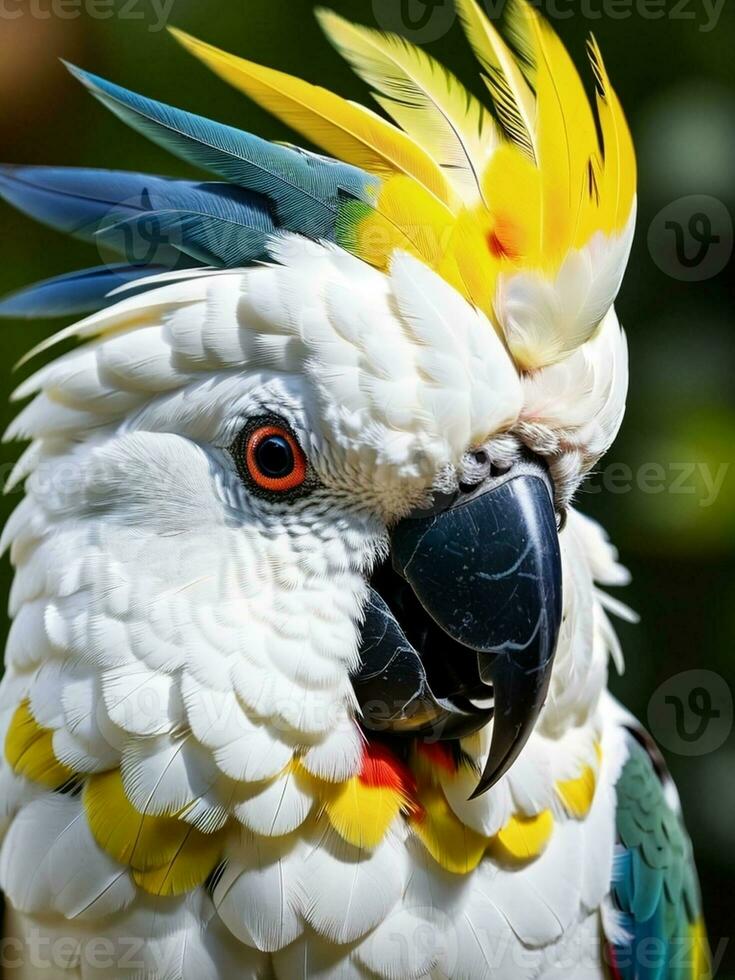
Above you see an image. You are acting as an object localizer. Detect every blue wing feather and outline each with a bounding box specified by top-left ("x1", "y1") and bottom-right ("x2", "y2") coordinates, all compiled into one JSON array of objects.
[
  {"x1": 0, "y1": 264, "x2": 178, "y2": 319},
  {"x1": 0, "y1": 62, "x2": 381, "y2": 321},
  {"x1": 0, "y1": 164, "x2": 161, "y2": 240},
  {"x1": 0, "y1": 165, "x2": 276, "y2": 267},
  {"x1": 0, "y1": 165, "x2": 285, "y2": 316}
]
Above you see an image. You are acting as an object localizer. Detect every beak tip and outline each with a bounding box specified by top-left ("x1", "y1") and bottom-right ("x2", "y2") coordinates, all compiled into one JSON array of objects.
[
  {"x1": 468, "y1": 752, "x2": 511, "y2": 800},
  {"x1": 468, "y1": 779, "x2": 493, "y2": 801}
]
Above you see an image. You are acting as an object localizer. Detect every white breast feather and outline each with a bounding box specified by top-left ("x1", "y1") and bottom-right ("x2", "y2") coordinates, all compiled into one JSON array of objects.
[{"x1": 0, "y1": 239, "x2": 633, "y2": 977}]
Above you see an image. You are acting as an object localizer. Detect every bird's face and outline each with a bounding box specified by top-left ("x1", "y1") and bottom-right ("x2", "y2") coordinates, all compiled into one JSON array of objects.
[{"x1": 12, "y1": 238, "x2": 627, "y2": 796}]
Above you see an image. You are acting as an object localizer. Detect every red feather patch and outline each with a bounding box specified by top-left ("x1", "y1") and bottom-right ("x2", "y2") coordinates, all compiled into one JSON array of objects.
[
  {"x1": 415, "y1": 741, "x2": 459, "y2": 775},
  {"x1": 359, "y1": 741, "x2": 416, "y2": 799}
]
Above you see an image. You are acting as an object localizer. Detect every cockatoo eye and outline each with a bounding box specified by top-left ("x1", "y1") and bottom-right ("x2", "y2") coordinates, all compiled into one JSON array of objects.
[{"x1": 233, "y1": 421, "x2": 308, "y2": 494}]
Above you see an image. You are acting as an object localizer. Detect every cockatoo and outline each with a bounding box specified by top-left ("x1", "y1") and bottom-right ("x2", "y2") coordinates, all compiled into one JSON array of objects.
[{"x1": 0, "y1": 1, "x2": 709, "y2": 977}]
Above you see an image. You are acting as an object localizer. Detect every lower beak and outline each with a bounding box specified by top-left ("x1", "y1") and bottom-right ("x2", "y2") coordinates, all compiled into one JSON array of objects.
[{"x1": 351, "y1": 457, "x2": 563, "y2": 798}]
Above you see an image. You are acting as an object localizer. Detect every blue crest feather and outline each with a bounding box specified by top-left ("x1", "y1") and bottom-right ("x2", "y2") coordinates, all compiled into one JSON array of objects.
[
  {"x1": 0, "y1": 63, "x2": 378, "y2": 319},
  {"x1": 0, "y1": 264, "x2": 177, "y2": 319},
  {"x1": 0, "y1": 165, "x2": 276, "y2": 267},
  {"x1": 64, "y1": 63, "x2": 378, "y2": 240}
]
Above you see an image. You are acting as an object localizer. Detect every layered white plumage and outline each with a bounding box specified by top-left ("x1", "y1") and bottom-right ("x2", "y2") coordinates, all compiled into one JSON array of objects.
[{"x1": 0, "y1": 238, "x2": 633, "y2": 977}]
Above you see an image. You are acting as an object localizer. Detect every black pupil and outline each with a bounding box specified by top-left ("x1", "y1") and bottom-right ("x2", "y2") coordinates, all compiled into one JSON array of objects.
[{"x1": 255, "y1": 435, "x2": 294, "y2": 478}]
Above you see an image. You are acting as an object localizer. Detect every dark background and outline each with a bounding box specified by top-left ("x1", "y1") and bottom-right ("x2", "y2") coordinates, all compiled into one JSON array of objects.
[{"x1": 1, "y1": 0, "x2": 734, "y2": 972}]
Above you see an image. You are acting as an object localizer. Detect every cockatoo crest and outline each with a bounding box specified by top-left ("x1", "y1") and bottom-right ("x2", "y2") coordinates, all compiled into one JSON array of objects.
[
  {"x1": 0, "y1": 0, "x2": 636, "y2": 503},
  {"x1": 171, "y1": 0, "x2": 637, "y2": 371}
]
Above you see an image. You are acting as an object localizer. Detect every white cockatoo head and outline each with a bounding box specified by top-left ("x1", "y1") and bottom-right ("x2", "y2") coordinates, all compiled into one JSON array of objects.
[
  {"x1": 0, "y1": 0, "x2": 635, "y2": 804},
  {"x1": 2, "y1": 230, "x2": 629, "y2": 798}
]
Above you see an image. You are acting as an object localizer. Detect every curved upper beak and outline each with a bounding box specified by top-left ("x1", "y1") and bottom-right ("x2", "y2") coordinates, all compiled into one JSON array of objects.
[{"x1": 351, "y1": 457, "x2": 563, "y2": 798}]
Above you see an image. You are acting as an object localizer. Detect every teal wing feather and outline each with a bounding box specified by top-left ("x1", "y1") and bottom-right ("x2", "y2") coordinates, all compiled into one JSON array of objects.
[
  {"x1": 65, "y1": 63, "x2": 379, "y2": 241},
  {"x1": 609, "y1": 730, "x2": 710, "y2": 980},
  {"x1": 0, "y1": 65, "x2": 380, "y2": 319}
]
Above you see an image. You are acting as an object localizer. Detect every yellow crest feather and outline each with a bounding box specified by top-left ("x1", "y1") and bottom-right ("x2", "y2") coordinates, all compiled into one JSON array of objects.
[
  {"x1": 587, "y1": 34, "x2": 637, "y2": 235},
  {"x1": 170, "y1": 27, "x2": 455, "y2": 208},
  {"x1": 316, "y1": 8, "x2": 498, "y2": 205},
  {"x1": 456, "y1": 0, "x2": 537, "y2": 162},
  {"x1": 170, "y1": 1, "x2": 636, "y2": 369}
]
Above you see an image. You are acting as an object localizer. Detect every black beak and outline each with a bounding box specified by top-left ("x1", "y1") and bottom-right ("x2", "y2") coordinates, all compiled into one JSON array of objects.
[{"x1": 351, "y1": 456, "x2": 563, "y2": 798}]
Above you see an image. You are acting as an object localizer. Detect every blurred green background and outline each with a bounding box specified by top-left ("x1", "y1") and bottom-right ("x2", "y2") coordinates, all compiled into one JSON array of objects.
[{"x1": 1, "y1": 0, "x2": 734, "y2": 971}]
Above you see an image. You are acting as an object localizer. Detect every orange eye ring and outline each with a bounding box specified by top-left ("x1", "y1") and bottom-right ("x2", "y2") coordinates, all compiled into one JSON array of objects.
[{"x1": 244, "y1": 424, "x2": 307, "y2": 493}]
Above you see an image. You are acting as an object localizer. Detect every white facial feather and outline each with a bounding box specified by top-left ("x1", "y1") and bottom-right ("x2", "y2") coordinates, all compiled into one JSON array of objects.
[
  {"x1": 0, "y1": 243, "x2": 632, "y2": 969},
  {"x1": 497, "y1": 213, "x2": 636, "y2": 371},
  {"x1": 1, "y1": 241, "x2": 629, "y2": 751}
]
